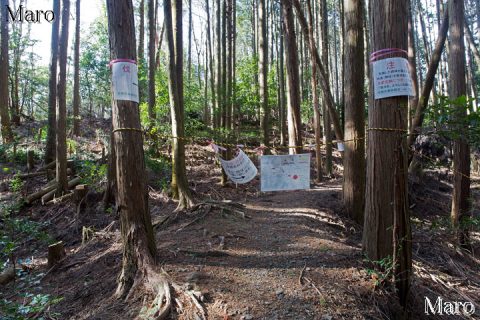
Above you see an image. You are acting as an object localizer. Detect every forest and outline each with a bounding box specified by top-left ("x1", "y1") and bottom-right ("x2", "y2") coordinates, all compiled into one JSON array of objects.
[{"x1": 0, "y1": 0, "x2": 479, "y2": 318}]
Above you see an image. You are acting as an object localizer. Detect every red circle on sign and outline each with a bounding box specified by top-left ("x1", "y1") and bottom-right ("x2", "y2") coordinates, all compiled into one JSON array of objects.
[{"x1": 293, "y1": 175, "x2": 298, "y2": 180}]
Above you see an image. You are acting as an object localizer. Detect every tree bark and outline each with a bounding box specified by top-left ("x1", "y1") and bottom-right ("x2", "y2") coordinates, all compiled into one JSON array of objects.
[
  {"x1": 164, "y1": 0, "x2": 194, "y2": 209},
  {"x1": 45, "y1": 0, "x2": 61, "y2": 163},
  {"x1": 343, "y1": 0, "x2": 365, "y2": 224},
  {"x1": 73, "y1": 0, "x2": 81, "y2": 136},
  {"x1": 56, "y1": 0, "x2": 71, "y2": 194},
  {"x1": 138, "y1": 0, "x2": 145, "y2": 103},
  {"x1": 206, "y1": 0, "x2": 216, "y2": 128},
  {"x1": 449, "y1": 0, "x2": 471, "y2": 247},
  {"x1": 259, "y1": 0, "x2": 269, "y2": 148},
  {"x1": 282, "y1": 0, "x2": 303, "y2": 154},
  {"x1": 106, "y1": 0, "x2": 157, "y2": 298},
  {"x1": 215, "y1": 0, "x2": 222, "y2": 129},
  {"x1": 0, "y1": 0, "x2": 13, "y2": 143},
  {"x1": 306, "y1": 0, "x2": 323, "y2": 182},
  {"x1": 363, "y1": 0, "x2": 411, "y2": 307},
  {"x1": 407, "y1": 0, "x2": 419, "y2": 132},
  {"x1": 188, "y1": 0, "x2": 192, "y2": 80},
  {"x1": 464, "y1": 20, "x2": 480, "y2": 68},
  {"x1": 278, "y1": 12, "x2": 287, "y2": 147},
  {"x1": 148, "y1": 0, "x2": 156, "y2": 123}
]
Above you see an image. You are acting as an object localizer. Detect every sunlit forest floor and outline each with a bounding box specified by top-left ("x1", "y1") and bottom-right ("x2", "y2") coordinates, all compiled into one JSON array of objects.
[{"x1": 1, "y1": 118, "x2": 479, "y2": 319}]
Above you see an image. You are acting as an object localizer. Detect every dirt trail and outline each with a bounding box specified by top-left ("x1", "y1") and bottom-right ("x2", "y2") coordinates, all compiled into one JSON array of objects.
[{"x1": 2, "y1": 143, "x2": 479, "y2": 319}]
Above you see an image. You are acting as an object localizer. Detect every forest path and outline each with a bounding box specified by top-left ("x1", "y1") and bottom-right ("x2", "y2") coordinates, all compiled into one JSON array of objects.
[
  {"x1": 8, "y1": 143, "x2": 479, "y2": 319},
  {"x1": 154, "y1": 178, "x2": 378, "y2": 319}
]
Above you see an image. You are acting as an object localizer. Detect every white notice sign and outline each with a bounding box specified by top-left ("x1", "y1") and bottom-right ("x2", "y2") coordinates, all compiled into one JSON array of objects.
[
  {"x1": 372, "y1": 57, "x2": 414, "y2": 99},
  {"x1": 219, "y1": 150, "x2": 258, "y2": 184},
  {"x1": 112, "y1": 61, "x2": 139, "y2": 103},
  {"x1": 260, "y1": 154, "x2": 310, "y2": 192}
]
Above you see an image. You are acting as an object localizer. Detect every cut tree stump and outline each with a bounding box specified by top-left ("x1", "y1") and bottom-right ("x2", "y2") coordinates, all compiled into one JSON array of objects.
[
  {"x1": 48, "y1": 241, "x2": 66, "y2": 268},
  {"x1": 0, "y1": 266, "x2": 15, "y2": 285},
  {"x1": 27, "y1": 150, "x2": 35, "y2": 171},
  {"x1": 74, "y1": 184, "x2": 88, "y2": 205}
]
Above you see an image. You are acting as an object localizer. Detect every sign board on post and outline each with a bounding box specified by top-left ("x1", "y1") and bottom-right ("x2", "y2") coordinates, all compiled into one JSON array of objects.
[
  {"x1": 219, "y1": 150, "x2": 258, "y2": 184},
  {"x1": 260, "y1": 154, "x2": 311, "y2": 192},
  {"x1": 111, "y1": 59, "x2": 139, "y2": 103},
  {"x1": 372, "y1": 57, "x2": 414, "y2": 99}
]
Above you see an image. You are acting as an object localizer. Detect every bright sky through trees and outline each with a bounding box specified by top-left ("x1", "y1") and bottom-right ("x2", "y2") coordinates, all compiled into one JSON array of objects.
[{"x1": 24, "y1": 0, "x2": 103, "y2": 64}]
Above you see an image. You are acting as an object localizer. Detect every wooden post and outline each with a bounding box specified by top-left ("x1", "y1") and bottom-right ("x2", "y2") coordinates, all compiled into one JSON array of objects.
[
  {"x1": 48, "y1": 241, "x2": 66, "y2": 268},
  {"x1": 27, "y1": 150, "x2": 35, "y2": 171},
  {"x1": 74, "y1": 184, "x2": 88, "y2": 206}
]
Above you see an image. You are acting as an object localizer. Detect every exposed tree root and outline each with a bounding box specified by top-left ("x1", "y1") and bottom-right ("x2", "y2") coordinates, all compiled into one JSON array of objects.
[
  {"x1": 118, "y1": 264, "x2": 209, "y2": 319},
  {"x1": 176, "y1": 200, "x2": 249, "y2": 232}
]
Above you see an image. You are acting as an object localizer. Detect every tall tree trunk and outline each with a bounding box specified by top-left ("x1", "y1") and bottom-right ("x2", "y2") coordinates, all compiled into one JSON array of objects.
[
  {"x1": 464, "y1": 20, "x2": 480, "y2": 68},
  {"x1": 206, "y1": 0, "x2": 216, "y2": 128},
  {"x1": 363, "y1": 0, "x2": 411, "y2": 307},
  {"x1": 449, "y1": 0, "x2": 471, "y2": 247},
  {"x1": 103, "y1": 129, "x2": 117, "y2": 211},
  {"x1": 0, "y1": 0, "x2": 13, "y2": 143},
  {"x1": 106, "y1": 0, "x2": 157, "y2": 298},
  {"x1": 343, "y1": 0, "x2": 365, "y2": 224},
  {"x1": 279, "y1": 11, "x2": 287, "y2": 146},
  {"x1": 291, "y1": 0, "x2": 345, "y2": 141},
  {"x1": 320, "y1": 0, "x2": 333, "y2": 175},
  {"x1": 138, "y1": 0, "x2": 145, "y2": 103},
  {"x1": 407, "y1": 0, "x2": 419, "y2": 133},
  {"x1": 306, "y1": 0, "x2": 323, "y2": 182},
  {"x1": 282, "y1": 0, "x2": 302, "y2": 154},
  {"x1": 45, "y1": 0, "x2": 61, "y2": 163},
  {"x1": 215, "y1": 0, "x2": 222, "y2": 129},
  {"x1": 148, "y1": 0, "x2": 156, "y2": 123},
  {"x1": 73, "y1": 0, "x2": 81, "y2": 136},
  {"x1": 56, "y1": 0, "x2": 71, "y2": 194},
  {"x1": 259, "y1": 0, "x2": 269, "y2": 148},
  {"x1": 220, "y1": 0, "x2": 229, "y2": 185},
  {"x1": 188, "y1": 0, "x2": 192, "y2": 80},
  {"x1": 231, "y1": 0, "x2": 237, "y2": 132},
  {"x1": 407, "y1": 9, "x2": 449, "y2": 149},
  {"x1": 164, "y1": 0, "x2": 194, "y2": 209}
]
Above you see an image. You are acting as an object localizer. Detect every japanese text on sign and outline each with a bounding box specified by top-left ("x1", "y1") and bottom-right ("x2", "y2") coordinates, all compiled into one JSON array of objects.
[
  {"x1": 260, "y1": 154, "x2": 310, "y2": 192},
  {"x1": 372, "y1": 57, "x2": 414, "y2": 99},
  {"x1": 219, "y1": 150, "x2": 258, "y2": 184},
  {"x1": 111, "y1": 61, "x2": 139, "y2": 103}
]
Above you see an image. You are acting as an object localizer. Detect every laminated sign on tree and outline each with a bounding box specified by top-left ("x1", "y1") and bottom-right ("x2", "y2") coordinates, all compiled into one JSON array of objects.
[
  {"x1": 371, "y1": 49, "x2": 414, "y2": 100},
  {"x1": 110, "y1": 59, "x2": 139, "y2": 103}
]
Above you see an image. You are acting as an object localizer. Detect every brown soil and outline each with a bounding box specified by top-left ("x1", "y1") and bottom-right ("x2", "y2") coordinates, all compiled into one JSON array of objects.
[{"x1": 1, "y1": 129, "x2": 480, "y2": 320}]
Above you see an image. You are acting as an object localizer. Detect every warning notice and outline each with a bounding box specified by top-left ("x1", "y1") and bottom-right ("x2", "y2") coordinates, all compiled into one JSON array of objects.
[
  {"x1": 112, "y1": 61, "x2": 139, "y2": 103},
  {"x1": 372, "y1": 57, "x2": 414, "y2": 99},
  {"x1": 219, "y1": 150, "x2": 258, "y2": 184},
  {"x1": 260, "y1": 154, "x2": 310, "y2": 192}
]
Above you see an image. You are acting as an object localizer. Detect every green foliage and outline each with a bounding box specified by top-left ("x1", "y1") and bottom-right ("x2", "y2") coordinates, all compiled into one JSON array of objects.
[
  {"x1": 363, "y1": 255, "x2": 395, "y2": 287},
  {"x1": 0, "y1": 294, "x2": 63, "y2": 320},
  {"x1": 145, "y1": 155, "x2": 171, "y2": 191},
  {"x1": 77, "y1": 161, "x2": 107, "y2": 188},
  {"x1": 1, "y1": 203, "x2": 52, "y2": 275},
  {"x1": 79, "y1": 11, "x2": 110, "y2": 118},
  {"x1": 236, "y1": 56, "x2": 260, "y2": 120},
  {"x1": 67, "y1": 139, "x2": 77, "y2": 155},
  {"x1": 430, "y1": 211, "x2": 480, "y2": 232},
  {"x1": 424, "y1": 95, "x2": 480, "y2": 148},
  {"x1": 9, "y1": 176, "x2": 24, "y2": 193}
]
